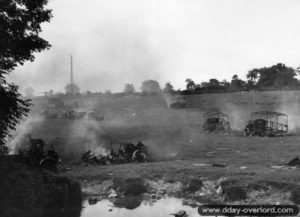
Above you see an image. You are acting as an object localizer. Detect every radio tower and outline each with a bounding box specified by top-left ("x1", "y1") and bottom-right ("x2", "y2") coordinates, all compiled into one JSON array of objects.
[{"x1": 70, "y1": 55, "x2": 74, "y2": 94}]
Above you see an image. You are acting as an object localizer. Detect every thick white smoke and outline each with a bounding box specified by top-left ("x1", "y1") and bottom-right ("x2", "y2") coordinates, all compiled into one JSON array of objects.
[
  {"x1": 8, "y1": 115, "x2": 45, "y2": 154},
  {"x1": 68, "y1": 118, "x2": 108, "y2": 155}
]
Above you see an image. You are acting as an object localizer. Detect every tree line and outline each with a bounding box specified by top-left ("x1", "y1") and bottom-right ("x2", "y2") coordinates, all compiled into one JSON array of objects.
[
  {"x1": 126, "y1": 63, "x2": 300, "y2": 95},
  {"x1": 24, "y1": 63, "x2": 300, "y2": 98},
  {"x1": 183, "y1": 63, "x2": 300, "y2": 94},
  {"x1": 125, "y1": 63, "x2": 300, "y2": 95}
]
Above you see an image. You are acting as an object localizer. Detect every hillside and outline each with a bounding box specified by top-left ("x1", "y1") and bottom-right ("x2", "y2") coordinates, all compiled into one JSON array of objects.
[
  {"x1": 8, "y1": 90, "x2": 300, "y2": 208},
  {"x1": 8, "y1": 90, "x2": 297, "y2": 161}
]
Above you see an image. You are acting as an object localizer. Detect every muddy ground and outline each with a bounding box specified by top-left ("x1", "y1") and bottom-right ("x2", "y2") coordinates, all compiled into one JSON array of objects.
[{"x1": 60, "y1": 132, "x2": 300, "y2": 205}]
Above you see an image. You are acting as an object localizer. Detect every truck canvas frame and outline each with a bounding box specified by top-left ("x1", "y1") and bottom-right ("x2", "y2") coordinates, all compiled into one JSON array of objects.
[
  {"x1": 244, "y1": 111, "x2": 288, "y2": 137},
  {"x1": 203, "y1": 108, "x2": 231, "y2": 133}
]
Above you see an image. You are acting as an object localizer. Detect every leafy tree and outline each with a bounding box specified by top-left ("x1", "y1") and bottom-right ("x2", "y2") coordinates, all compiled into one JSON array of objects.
[
  {"x1": 0, "y1": 79, "x2": 30, "y2": 153},
  {"x1": 0, "y1": 0, "x2": 52, "y2": 152},
  {"x1": 247, "y1": 69, "x2": 259, "y2": 83},
  {"x1": 141, "y1": 80, "x2": 161, "y2": 93},
  {"x1": 220, "y1": 79, "x2": 230, "y2": 90},
  {"x1": 200, "y1": 79, "x2": 226, "y2": 91},
  {"x1": 124, "y1": 83, "x2": 135, "y2": 94},
  {"x1": 248, "y1": 63, "x2": 299, "y2": 89},
  {"x1": 206, "y1": 78, "x2": 221, "y2": 90},
  {"x1": 24, "y1": 86, "x2": 35, "y2": 98},
  {"x1": 65, "y1": 83, "x2": 80, "y2": 94},
  {"x1": 232, "y1": 74, "x2": 238, "y2": 80},
  {"x1": 194, "y1": 84, "x2": 202, "y2": 91},
  {"x1": 246, "y1": 69, "x2": 259, "y2": 89},
  {"x1": 0, "y1": 0, "x2": 52, "y2": 71},
  {"x1": 185, "y1": 78, "x2": 196, "y2": 91},
  {"x1": 209, "y1": 78, "x2": 219, "y2": 86},
  {"x1": 86, "y1": 90, "x2": 92, "y2": 95},
  {"x1": 163, "y1": 82, "x2": 174, "y2": 93},
  {"x1": 230, "y1": 74, "x2": 246, "y2": 90},
  {"x1": 199, "y1": 81, "x2": 208, "y2": 89}
]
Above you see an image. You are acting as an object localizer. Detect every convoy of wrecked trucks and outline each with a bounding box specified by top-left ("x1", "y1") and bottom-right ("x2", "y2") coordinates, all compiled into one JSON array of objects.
[
  {"x1": 41, "y1": 109, "x2": 104, "y2": 120},
  {"x1": 13, "y1": 107, "x2": 289, "y2": 172}
]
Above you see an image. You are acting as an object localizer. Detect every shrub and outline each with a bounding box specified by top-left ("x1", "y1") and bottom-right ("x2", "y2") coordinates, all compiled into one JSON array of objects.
[{"x1": 113, "y1": 177, "x2": 147, "y2": 196}]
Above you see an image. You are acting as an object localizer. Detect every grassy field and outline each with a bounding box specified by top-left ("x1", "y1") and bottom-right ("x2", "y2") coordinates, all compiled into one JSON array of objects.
[{"x1": 12, "y1": 90, "x2": 300, "y2": 204}]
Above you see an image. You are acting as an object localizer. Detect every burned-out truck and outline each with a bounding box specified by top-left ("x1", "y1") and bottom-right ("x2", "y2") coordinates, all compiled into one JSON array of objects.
[
  {"x1": 203, "y1": 109, "x2": 231, "y2": 133},
  {"x1": 244, "y1": 111, "x2": 288, "y2": 137},
  {"x1": 81, "y1": 141, "x2": 148, "y2": 165},
  {"x1": 11, "y1": 134, "x2": 60, "y2": 172},
  {"x1": 109, "y1": 141, "x2": 148, "y2": 163}
]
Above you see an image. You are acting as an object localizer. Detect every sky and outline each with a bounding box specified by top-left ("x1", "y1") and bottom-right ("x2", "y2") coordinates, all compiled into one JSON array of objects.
[{"x1": 7, "y1": 0, "x2": 300, "y2": 94}]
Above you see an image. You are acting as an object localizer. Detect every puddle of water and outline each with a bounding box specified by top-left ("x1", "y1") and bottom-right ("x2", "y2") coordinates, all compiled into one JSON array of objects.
[
  {"x1": 21, "y1": 197, "x2": 201, "y2": 217},
  {"x1": 81, "y1": 197, "x2": 200, "y2": 217}
]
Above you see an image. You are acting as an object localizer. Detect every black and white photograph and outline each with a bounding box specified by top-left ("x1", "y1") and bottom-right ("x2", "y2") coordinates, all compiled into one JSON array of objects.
[{"x1": 2, "y1": 0, "x2": 300, "y2": 216}]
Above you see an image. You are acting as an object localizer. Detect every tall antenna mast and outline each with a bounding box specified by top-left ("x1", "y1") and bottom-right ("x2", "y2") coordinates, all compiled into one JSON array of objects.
[{"x1": 70, "y1": 55, "x2": 74, "y2": 94}]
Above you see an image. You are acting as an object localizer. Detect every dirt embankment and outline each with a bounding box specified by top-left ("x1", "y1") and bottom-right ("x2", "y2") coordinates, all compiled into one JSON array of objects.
[
  {"x1": 0, "y1": 156, "x2": 82, "y2": 217},
  {"x1": 65, "y1": 158, "x2": 300, "y2": 206},
  {"x1": 84, "y1": 174, "x2": 300, "y2": 206}
]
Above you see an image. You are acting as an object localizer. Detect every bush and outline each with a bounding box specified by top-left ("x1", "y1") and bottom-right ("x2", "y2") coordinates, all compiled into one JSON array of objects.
[
  {"x1": 183, "y1": 179, "x2": 203, "y2": 193},
  {"x1": 247, "y1": 183, "x2": 269, "y2": 192},
  {"x1": 290, "y1": 186, "x2": 300, "y2": 204},
  {"x1": 222, "y1": 186, "x2": 247, "y2": 202},
  {"x1": 113, "y1": 177, "x2": 148, "y2": 196}
]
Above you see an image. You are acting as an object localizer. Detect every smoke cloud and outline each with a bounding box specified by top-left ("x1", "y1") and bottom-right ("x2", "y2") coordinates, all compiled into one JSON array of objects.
[
  {"x1": 8, "y1": 115, "x2": 45, "y2": 154},
  {"x1": 276, "y1": 92, "x2": 300, "y2": 133},
  {"x1": 67, "y1": 118, "x2": 108, "y2": 155},
  {"x1": 9, "y1": 0, "x2": 300, "y2": 95}
]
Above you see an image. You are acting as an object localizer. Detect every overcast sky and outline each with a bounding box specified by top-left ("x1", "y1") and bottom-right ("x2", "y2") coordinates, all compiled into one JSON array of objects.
[{"x1": 8, "y1": 0, "x2": 300, "y2": 94}]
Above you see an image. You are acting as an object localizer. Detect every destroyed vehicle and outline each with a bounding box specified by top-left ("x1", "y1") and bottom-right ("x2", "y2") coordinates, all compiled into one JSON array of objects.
[
  {"x1": 170, "y1": 101, "x2": 192, "y2": 109},
  {"x1": 17, "y1": 134, "x2": 60, "y2": 172},
  {"x1": 203, "y1": 109, "x2": 231, "y2": 133},
  {"x1": 63, "y1": 109, "x2": 104, "y2": 121},
  {"x1": 63, "y1": 110, "x2": 78, "y2": 119},
  {"x1": 244, "y1": 111, "x2": 288, "y2": 137},
  {"x1": 109, "y1": 141, "x2": 148, "y2": 164},
  {"x1": 86, "y1": 110, "x2": 104, "y2": 121},
  {"x1": 63, "y1": 110, "x2": 85, "y2": 120},
  {"x1": 81, "y1": 141, "x2": 148, "y2": 165},
  {"x1": 81, "y1": 150, "x2": 108, "y2": 165},
  {"x1": 41, "y1": 110, "x2": 58, "y2": 119},
  {"x1": 170, "y1": 97, "x2": 192, "y2": 109}
]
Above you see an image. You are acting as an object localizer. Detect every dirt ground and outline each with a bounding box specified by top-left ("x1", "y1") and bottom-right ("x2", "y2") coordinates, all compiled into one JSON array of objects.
[
  {"x1": 11, "y1": 90, "x2": 300, "y2": 205},
  {"x1": 60, "y1": 132, "x2": 300, "y2": 205}
]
